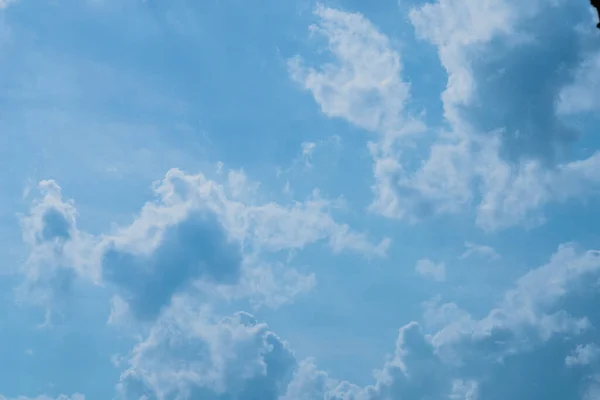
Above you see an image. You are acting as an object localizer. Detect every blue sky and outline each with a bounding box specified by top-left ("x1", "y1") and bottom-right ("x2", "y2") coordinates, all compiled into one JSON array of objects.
[{"x1": 1, "y1": 0, "x2": 600, "y2": 399}]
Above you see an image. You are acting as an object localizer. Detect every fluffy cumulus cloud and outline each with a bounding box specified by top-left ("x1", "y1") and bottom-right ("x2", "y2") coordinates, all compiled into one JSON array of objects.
[
  {"x1": 107, "y1": 242, "x2": 600, "y2": 400},
  {"x1": 15, "y1": 166, "x2": 388, "y2": 323},
  {"x1": 285, "y1": 243, "x2": 600, "y2": 400},
  {"x1": 291, "y1": 1, "x2": 600, "y2": 231}
]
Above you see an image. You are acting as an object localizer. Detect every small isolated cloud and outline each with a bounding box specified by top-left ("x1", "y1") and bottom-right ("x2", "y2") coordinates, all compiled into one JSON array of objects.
[
  {"x1": 117, "y1": 298, "x2": 297, "y2": 400},
  {"x1": 557, "y1": 50, "x2": 600, "y2": 116},
  {"x1": 301, "y1": 142, "x2": 316, "y2": 168},
  {"x1": 107, "y1": 295, "x2": 130, "y2": 326},
  {"x1": 566, "y1": 343, "x2": 600, "y2": 367},
  {"x1": 16, "y1": 166, "x2": 384, "y2": 324},
  {"x1": 416, "y1": 259, "x2": 446, "y2": 282},
  {"x1": 277, "y1": 242, "x2": 600, "y2": 400},
  {"x1": 459, "y1": 242, "x2": 500, "y2": 261},
  {"x1": 148, "y1": 168, "x2": 390, "y2": 258},
  {"x1": 277, "y1": 135, "x2": 343, "y2": 178},
  {"x1": 0, "y1": 0, "x2": 17, "y2": 9},
  {"x1": 291, "y1": 2, "x2": 600, "y2": 231}
]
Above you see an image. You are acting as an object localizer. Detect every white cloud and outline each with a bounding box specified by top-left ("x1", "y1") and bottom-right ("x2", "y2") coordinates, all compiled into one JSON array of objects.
[
  {"x1": 459, "y1": 242, "x2": 500, "y2": 261},
  {"x1": 0, "y1": 0, "x2": 17, "y2": 9},
  {"x1": 280, "y1": 359, "x2": 338, "y2": 400},
  {"x1": 475, "y1": 145, "x2": 600, "y2": 231},
  {"x1": 291, "y1": 2, "x2": 600, "y2": 231},
  {"x1": 409, "y1": 0, "x2": 517, "y2": 124},
  {"x1": 405, "y1": 0, "x2": 600, "y2": 231},
  {"x1": 109, "y1": 241, "x2": 600, "y2": 399},
  {"x1": 16, "y1": 180, "x2": 100, "y2": 321},
  {"x1": 585, "y1": 375, "x2": 600, "y2": 400},
  {"x1": 282, "y1": 243, "x2": 600, "y2": 399},
  {"x1": 143, "y1": 168, "x2": 390, "y2": 257},
  {"x1": 566, "y1": 344, "x2": 600, "y2": 367},
  {"x1": 558, "y1": 51, "x2": 600, "y2": 115},
  {"x1": 17, "y1": 167, "x2": 387, "y2": 322},
  {"x1": 107, "y1": 295, "x2": 131, "y2": 326},
  {"x1": 432, "y1": 244, "x2": 600, "y2": 360},
  {"x1": 301, "y1": 142, "x2": 316, "y2": 168},
  {"x1": 416, "y1": 259, "x2": 446, "y2": 282},
  {"x1": 450, "y1": 379, "x2": 479, "y2": 400}
]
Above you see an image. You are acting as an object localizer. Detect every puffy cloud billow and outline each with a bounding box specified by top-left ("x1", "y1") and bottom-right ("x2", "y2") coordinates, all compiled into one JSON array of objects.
[
  {"x1": 292, "y1": 1, "x2": 600, "y2": 231},
  {"x1": 14, "y1": 166, "x2": 387, "y2": 323},
  {"x1": 104, "y1": 243, "x2": 600, "y2": 400},
  {"x1": 3, "y1": 0, "x2": 600, "y2": 399}
]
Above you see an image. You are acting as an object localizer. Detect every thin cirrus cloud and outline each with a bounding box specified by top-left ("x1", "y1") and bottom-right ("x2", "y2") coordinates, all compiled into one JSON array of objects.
[
  {"x1": 415, "y1": 258, "x2": 446, "y2": 282},
  {"x1": 0, "y1": 0, "x2": 17, "y2": 9},
  {"x1": 459, "y1": 242, "x2": 500, "y2": 261}
]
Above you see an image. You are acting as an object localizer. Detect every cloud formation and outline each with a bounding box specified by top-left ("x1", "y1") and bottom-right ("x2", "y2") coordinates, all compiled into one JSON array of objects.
[
  {"x1": 5, "y1": 1, "x2": 600, "y2": 399},
  {"x1": 566, "y1": 344, "x2": 600, "y2": 367},
  {"x1": 288, "y1": 5, "x2": 415, "y2": 137},
  {"x1": 117, "y1": 299, "x2": 297, "y2": 400},
  {"x1": 16, "y1": 166, "x2": 387, "y2": 323},
  {"x1": 291, "y1": 3, "x2": 600, "y2": 231},
  {"x1": 102, "y1": 212, "x2": 243, "y2": 320},
  {"x1": 415, "y1": 258, "x2": 446, "y2": 282},
  {"x1": 16, "y1": 180, "x2": 99, "y2": 322},
  {"x1": 107, "y1": 242, "x2": 600, "y2": 400}
]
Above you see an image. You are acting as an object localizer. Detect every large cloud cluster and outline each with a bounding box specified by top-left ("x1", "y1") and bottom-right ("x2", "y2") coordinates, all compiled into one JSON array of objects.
[
  {"x1": 291, "y1": 1, "x2": 600, "y2": 231},
  {"x1": 16, "y1": 166, "x2": 388, "y2": 323},
  {"x1": 101, "y1": 243, "x2": 600, "y2": 399}
]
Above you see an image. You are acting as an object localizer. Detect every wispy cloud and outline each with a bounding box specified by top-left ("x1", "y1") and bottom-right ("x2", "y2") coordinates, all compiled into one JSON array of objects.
[
  {"x1": 0, "y1": 0, "x2": 17, "y2": 9},
  {"x1": 416, "y1": 258, "x2": 446, "y2": 282},
  {"x1": 459, "y1": 242, "x2": 500, "y2": 261}
]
